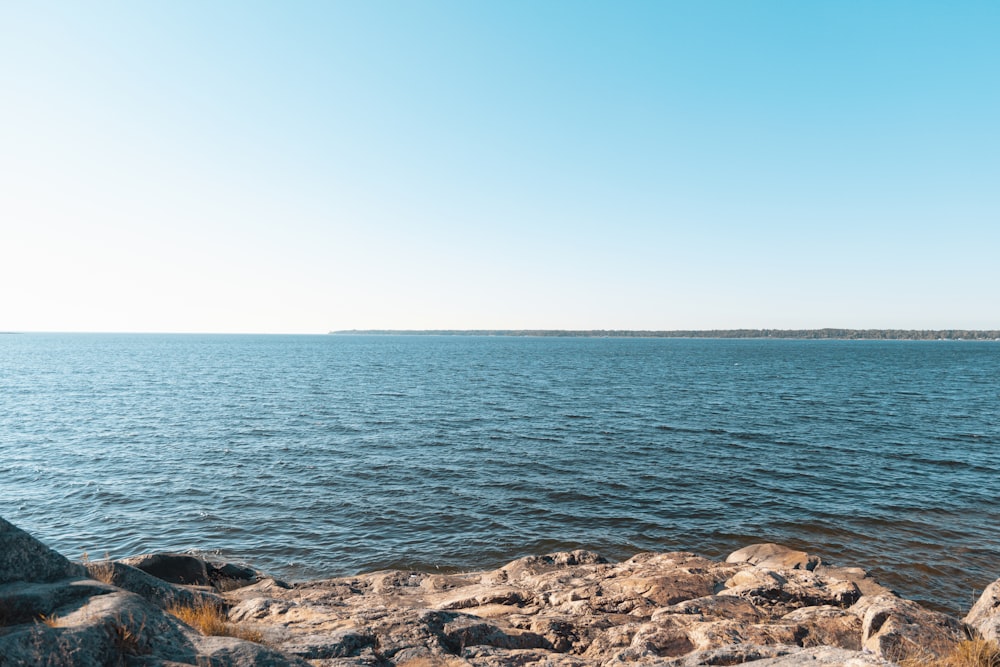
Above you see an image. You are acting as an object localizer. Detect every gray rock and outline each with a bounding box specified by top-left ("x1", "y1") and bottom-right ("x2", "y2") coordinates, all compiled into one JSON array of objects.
[
  {"x1": 0, "y1": 518, "x2": 308, "y2": 666},
  {"x1": 119, "y1": 552, "x2": 212, "y2": 586},
  {"x1": 208, "y1": 560, "x2": 266, "y2": 591},
  {"x1": 0, "y1": 589, "x2": 199, "y2": 667},
  {"x1": 0, "y1": 578, "x2": 114, "y2": 626},
  {"x1": 85, "y1": 559, "x2": 223, "y2": 609},
  {"x1": 194, "y1": 634, "x2": 313, "y2": 666},
  {"x1": 0, "y1": 517, "x2": 85, "y2": 584}
]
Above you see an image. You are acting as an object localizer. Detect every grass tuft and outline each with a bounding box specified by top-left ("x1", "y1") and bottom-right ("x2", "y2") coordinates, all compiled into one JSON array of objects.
[
  {"x1": 38, "y1": 613, "x2": 62, "y2": 628},
  {"x1": 108, "y1": 614, "x2": 148, "y2": 656},
  {"x1": 167, "y1": 600, "x2": 263, "y2": 643},
  {"x1": 900, "y1": 639, "x2": 1000, "y2": 667},
  {"x1": 81, "y1": 551, "x2": 117, "y2": 585}
]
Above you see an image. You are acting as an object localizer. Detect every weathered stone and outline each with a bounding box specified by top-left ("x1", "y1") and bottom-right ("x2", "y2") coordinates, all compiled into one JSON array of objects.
[
  {"x1": 85, "y1": 559, "x2": 223, "y2": 609},
  {"x1": 193, "y1": 634, "x2": 314, "y2": 666},
  {"x1": 0, "y1": 517, "x2": 85, "y2": 584},
  {"x1": 438, "y1": 584, "x2": 533, "y2": 610},
  {"x1": 727, "y1": 543, "x2": 821, "y2": 571},
  {"x1": 495, "y1": 550, "x2": 609, "y2": 583},
  {"x1": 854, "y1": 594, "x2": 967, "y2": 661},
  {"x1": 601, "y1": 571, "x2": 718, "y2": 607},
  {"x1": 619, "y1": 617, "x2": 697, "y2": 660},
  {"x1": 0, "y1": 579, "x2": 114, "y2": 626},
  {"x1": 965, "y1": 578, "x2": 1000, "y2": 641},
  {"x1": 662, "y1": 644, "x2": 896, "y2": 666},
  {"x1": 658, "y1": 643, "x2": 799, "y2": 666},
  {"x1": 813, "y1": 564, "x2": 895, "y2": 598},
  {"x1": 733, "y1": 645, "x2": 896, "y2": 666},
  {"x1": 2, "y1": 518, "x2": 984, "y2": 667},
  {"x1": 229, "y1": 596, "x2": 298, "y2": 622},
  {"x1": 0, "y1": 517, "x2": 308, "y2": 667},
  {"x1": 780, "y1": 604, "x2": 862, "y2": 650},
  {"x1": 119, "y1": 552, "x2": 212, "y2": 586},
  {"x1": 280, "y1": 630, "x2": 376, "y2": 659},
  {"x1": 654, "y1": 594, "x2": 764, "y2": 623},
  {"x1": 720, "y1": 567, "x2": 861, "y2": 614}
]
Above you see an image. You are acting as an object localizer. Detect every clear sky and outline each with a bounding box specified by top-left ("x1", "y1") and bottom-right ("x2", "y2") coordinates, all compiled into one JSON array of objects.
[{"x1": 2, "y1": 1, "x2": 998, "y2": 333}]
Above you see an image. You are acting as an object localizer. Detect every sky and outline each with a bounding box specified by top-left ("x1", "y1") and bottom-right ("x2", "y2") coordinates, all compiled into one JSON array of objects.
[{"x1": 1, "y1": 1, "x2": 998, "y2": 333}]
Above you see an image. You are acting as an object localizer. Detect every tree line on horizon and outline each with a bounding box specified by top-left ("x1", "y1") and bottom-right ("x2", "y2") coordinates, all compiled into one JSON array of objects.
[{"x1": 331, "y1": 328, "x2": 1000, "y2": 340}]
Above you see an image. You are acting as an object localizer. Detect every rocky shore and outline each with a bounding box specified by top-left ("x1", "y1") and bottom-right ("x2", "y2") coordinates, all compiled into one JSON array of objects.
[{"x1": 2, "y1": 517, "x2": 998, "y2": 666}]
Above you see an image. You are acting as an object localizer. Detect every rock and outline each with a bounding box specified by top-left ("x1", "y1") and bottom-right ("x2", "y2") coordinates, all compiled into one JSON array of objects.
[
  {"x1": 813, "y1": 564, "x2": 895, "y2": 598},
  {"x1": 0, "y1": 517, "x2": 85, "y2": 584},
  {"x1": 727, "y1": 543, "x2": 821, "y2": 571},
  {"x1": 658, "y1": 643, "x2": 799, "y2": 666},
  {"x1": 208, "y1": 560, "x2": 266, "y2": 590},
  {"x1": 0, "y1": 584, "x2": 309, "y2": 667},
  {"x1": 780, "y1": 605, "x2": 862, "y2": 650},
  {"x1": 719, "y1": 566, "x2": 861, "y2": 615},
  {"x1": 495, "y1": 550, "x2": 609, "y2": 582},
  {"x1": 2, "y1": 518, "x2": 981, "y2": 667},
  {"x1": 217, "y1": 546, "x2": 899, "y2": 665},
  {"x1": 654, "y1": 594, "x2": 764, "y2": 623},
  {"x1": 730, "y1": 645, "x2": 896, "y2": 666},
  {"x1": 119, "y1": 552, "x2": 212, "y2": 586},
  {"x1": 85, "y1": 559, "x2": 223, "y2": 610},
  {"x1": 0, "y1": 579, "x2": 113, "y2": 626},
  {"x1": 965, "y1": 578, "x2": 1000, "y2": 641},
  {"x1": 854, "y1": 594, "x2": 968, "y2": 661},
  {"x1": 115, "y1": 552, "x2": 269, "y2": 592},
  {"x1": 0, "y1": 517, "x2": 308, "y2": 667}
]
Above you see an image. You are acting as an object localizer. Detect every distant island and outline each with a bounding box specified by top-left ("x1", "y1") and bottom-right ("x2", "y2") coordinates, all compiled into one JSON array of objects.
[{"x1": 330, "y1": 328, "x2": 1000, "y2": 340}]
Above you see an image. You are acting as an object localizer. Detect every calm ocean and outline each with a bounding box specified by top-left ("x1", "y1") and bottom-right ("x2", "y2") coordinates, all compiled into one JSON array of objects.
[{"x1": 1, "y1": 334, "x2": 997, "y2": 614}]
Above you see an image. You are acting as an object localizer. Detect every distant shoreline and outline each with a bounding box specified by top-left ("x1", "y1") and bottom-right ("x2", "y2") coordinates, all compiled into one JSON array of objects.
[{"x1": 330, "y1": 328, "x2": 1000, "y2": 341}]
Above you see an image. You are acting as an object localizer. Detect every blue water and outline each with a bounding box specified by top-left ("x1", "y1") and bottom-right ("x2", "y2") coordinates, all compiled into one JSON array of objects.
[{"x1": 1, "y1": 334, "x2": 997, "y2": 615}]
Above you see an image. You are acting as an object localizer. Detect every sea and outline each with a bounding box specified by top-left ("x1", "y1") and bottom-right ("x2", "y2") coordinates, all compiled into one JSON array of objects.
[{"x1": 1, "y1": 333, "x2": 997, "y2": 615}]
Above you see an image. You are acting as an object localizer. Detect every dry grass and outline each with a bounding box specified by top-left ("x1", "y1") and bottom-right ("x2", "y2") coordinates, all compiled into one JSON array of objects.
[
  {"x1": 167, "y1": 600, "x2": 263, "y2": 643},
  {"x1": 38, "y1": 613, "x2": 63, "y2": 628},
  {"x1": 900, "y1": 640, "x2": 1000, "y2": 667},
  {"x1": 108, "y1": 614, "x2": 147, "y2": 656},
  {"x1": 81, "y1": 551, "x2": 117, "y2": 585}
]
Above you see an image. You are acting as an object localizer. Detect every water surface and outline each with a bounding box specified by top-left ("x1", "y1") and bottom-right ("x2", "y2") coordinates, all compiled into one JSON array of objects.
[{"x1": 1, "y1": 334, "x2": 997, "y2": 615}]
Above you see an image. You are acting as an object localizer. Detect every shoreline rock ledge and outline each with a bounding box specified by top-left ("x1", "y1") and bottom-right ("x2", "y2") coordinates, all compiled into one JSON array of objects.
[{"x1": 1, "y1": 517, "x2": 997, "y2": 667}]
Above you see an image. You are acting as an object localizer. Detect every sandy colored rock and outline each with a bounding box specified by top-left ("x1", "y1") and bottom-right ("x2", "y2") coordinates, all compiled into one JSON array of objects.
[
  {"x1": 727, "y1": 543, "x2": 821, "y2": 571},
  {"x1": 217, "y1": 547, "x2": 928, "y2": 665},
  {"x1": 1, "y1": 517, "x2": 987, "y2": 666},
  {"x1": 854, "y1": 594, "x2": 968, "y2": 661},
  {"x1": 965, "y1": 578, "x2": 1000, "y2": 641},
  {"x1": 719, "y1": 566, "x2": 861, "y2": 615}
]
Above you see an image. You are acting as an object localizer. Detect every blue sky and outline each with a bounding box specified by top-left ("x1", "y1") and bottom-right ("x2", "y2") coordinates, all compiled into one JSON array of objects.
[{"x1": 2, "y1": 1, "x2": 998, "y2": 333}]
